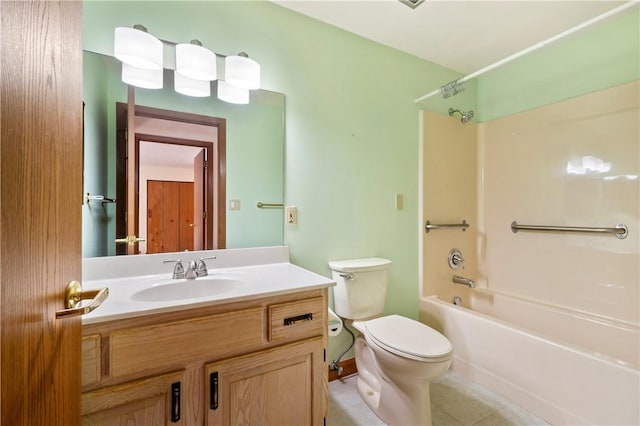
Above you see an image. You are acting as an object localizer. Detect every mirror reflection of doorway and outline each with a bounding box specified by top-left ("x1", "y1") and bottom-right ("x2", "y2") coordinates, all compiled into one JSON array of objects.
[
  {"x1": 116, "y1": 103, "x2": 226, "y2": 255},
  {"x1": 141, "y1": 141, "x2": 205, "y2": 254}
]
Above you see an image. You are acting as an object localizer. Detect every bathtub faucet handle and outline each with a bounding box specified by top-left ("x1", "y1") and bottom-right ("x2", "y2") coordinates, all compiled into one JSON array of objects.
[{"x1": 448, "y1": 248, "x2": 465, "y2": 269}]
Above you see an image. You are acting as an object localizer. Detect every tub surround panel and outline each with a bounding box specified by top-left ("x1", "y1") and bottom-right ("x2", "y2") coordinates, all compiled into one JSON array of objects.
[
  {"x1": 479, "y1": 80, "x2": 639, "y2": 325},
  {"x1": 420, "y1": 111, "x2": 478, "y2": 298}
]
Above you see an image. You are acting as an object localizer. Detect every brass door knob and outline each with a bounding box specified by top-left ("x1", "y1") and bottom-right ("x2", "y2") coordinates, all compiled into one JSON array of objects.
[
  {"x1": 56, "y1": 281, "x2": 109, "y2": 318},
  {"x1": 115, "y1": 235, "x2": 146, "y2": 245}
]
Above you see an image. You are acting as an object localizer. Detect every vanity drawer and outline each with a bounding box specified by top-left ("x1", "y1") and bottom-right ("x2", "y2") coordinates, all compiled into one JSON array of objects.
[
  {"x1": 268, "y1": 297, "x2": 324, "y2": 343},
  {"x1": 82, "y1": 335, "x2": 101, "y2": 387},
  {"x1": 109, "y1": 307, "x2": 264, "y2": 378}
]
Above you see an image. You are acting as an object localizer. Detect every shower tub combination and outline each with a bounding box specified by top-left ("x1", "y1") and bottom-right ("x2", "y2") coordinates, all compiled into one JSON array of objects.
[{"x1": 420, "y1": 288, "x2": 639, "y2": 425}]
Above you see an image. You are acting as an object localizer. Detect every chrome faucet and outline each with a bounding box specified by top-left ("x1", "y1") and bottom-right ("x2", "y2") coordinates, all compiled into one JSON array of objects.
[
  {"x1": 452, "y1": 275, "x2": 475, "y2": 288},
  {"x1": 164, "y1": 256, "x2": 217, "y2": 279},
  {"x1": 163, "y1": 259, "x2": 185, "y2": 279},
  {"x1": 185, "y1": 260, "x2": 198, "y2": 279},
  {"x1": 196, "y1": 256, "x2": 217, "y2": 277}
]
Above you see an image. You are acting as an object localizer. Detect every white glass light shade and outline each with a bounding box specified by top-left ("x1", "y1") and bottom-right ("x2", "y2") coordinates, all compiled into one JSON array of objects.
[
  {"x1": 114, "y1": 27, "x2": 163, "y2": 70},
  {"x1": 121, "y1": 63, "x2": 163, "y2": 89},
  {"x1": 176, "y1": 43, "x2": 217, "y2": 81},
  {"x1": 174, "y1": 71, "x2": 210, "y2": 97},
  {"x1": 224, "y1": 55, "x2": 260, "y2": 90},
  {"x1": 217, "y1": 80, "x2": 249, "y2": 104}
]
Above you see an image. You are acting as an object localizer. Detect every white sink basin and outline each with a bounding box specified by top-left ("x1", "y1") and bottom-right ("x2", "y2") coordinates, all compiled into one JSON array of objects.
[{"x1": 131, "y1": 276, "x2": 244, "y2": 302}]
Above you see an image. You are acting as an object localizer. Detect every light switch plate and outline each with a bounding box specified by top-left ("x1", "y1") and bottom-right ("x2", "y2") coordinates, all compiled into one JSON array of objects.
[
  {"x1": 395, "y1": 194, "x2": 403, "y2": 210},
  {"x1": 285, "y1": 206, "x2": 297, "y2": 224}
]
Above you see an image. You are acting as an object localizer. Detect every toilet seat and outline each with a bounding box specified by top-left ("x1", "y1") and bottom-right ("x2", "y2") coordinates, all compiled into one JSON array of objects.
[{"x1": 364, "y1": 315, "x2": 453, "y2": 362}]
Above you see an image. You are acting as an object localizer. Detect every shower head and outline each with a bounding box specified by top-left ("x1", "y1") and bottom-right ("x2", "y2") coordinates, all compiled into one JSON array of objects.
[{"x1": 448, "y1": 108, "x2": 474, "y2": 124}]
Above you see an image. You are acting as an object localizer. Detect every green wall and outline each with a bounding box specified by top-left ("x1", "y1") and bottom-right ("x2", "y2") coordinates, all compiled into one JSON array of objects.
[{"x1": 476, "y1": 8, "x2": 639, "y2": 121}]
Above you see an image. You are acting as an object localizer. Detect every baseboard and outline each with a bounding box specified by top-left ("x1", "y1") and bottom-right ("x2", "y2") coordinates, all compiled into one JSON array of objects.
[{"x1": 328, "y1": 358, "x2": 357, "y2": 381}]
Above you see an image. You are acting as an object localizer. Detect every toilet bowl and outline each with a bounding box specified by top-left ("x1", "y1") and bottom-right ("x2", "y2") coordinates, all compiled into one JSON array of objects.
[
  {"x1": 352, "y1": 315, "x2": 452, "y2": 426},
  {"x1": 328, "y1": 258, "x2": 453, "y2": 426}
]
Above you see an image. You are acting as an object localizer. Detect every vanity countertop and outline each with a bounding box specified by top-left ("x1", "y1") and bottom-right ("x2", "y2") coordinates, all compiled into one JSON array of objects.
[{"x1": 82, "y1": 247, "x2": 335, "y2": 325}]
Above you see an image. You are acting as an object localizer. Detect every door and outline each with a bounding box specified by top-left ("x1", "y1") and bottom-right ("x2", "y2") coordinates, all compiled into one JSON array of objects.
[
  {"x1": 147, "y1": 181, "x2": 195, "y2": 254},
  {"x1": 205, "y1": 338, "x2": 325, "y2": 426},
  {"x1": 194, "y1": 149, "x2": 206, "y2": 250},
  {"x1": 126, "y1": 87, "x2": 138, "y2": 255},
  {"x1": 82, "y1": 370, "x2": 185, "y2": 425},
  {"x1": 1, "y1": 1, "x2": 82, "y2": 425},
  {"x1": 178, "y1": 181, "x2": 195, "y2": 251}
]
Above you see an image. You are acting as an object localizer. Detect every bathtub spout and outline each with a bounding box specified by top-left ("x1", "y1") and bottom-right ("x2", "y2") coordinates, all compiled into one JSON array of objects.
[{"x1": 453, "y1": 275, "x2": 475, "y2": 288}]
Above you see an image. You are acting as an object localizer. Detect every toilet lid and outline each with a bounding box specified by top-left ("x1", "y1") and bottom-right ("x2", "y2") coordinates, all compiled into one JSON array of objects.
[{"x1": 364, "y1": 315, "x2": 452, "y2": 361}]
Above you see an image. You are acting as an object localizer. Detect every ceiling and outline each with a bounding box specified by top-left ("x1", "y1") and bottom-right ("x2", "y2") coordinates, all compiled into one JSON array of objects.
[
  {"x1": 273, "y1": 0, "x2": 629, "y2": 74},
  {"x1": 140, "y1": 141, "x2": 203, "y2": 169}
]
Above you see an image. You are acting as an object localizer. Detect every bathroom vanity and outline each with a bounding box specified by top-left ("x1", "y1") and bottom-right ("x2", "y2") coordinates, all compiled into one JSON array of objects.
[{"x1": 81, "y1": 247, "x2": 333, "y2": 425}]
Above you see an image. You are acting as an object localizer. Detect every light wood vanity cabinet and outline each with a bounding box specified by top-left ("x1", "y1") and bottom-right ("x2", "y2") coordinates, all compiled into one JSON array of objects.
[
  {"x1": 82, "y1": 370, "x2": 186, "y2": 425},
  {"x1": 205, "y1": 338, "x2": 324, "y2": 425},
  {"x1": 81, "y1": 289, "x2": 328, "y2": 425}
]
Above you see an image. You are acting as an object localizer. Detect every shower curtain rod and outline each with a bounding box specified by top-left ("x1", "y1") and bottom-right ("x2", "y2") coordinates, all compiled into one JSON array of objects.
[{"x1": 414, "y1": 0, "x2": 639, "y2": 104}]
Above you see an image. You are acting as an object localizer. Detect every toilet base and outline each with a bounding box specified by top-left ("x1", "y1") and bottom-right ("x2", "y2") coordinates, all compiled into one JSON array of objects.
[{"x1": 355, "y1": 336, "x2": 437, "y2": 426}]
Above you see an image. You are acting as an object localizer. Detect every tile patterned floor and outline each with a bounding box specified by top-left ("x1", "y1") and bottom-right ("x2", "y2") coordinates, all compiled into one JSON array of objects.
[{"x1": 328, "y1": 371, "x2": 549, "y2": 426}]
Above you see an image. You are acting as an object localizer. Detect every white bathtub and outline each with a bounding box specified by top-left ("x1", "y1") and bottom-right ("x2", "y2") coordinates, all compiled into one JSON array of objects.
[{"x1": 420, "y1": 288, "x2": 639, "y2": 425}]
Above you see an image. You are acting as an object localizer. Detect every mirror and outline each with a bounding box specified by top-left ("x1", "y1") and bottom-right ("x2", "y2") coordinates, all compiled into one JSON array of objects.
[{"x1": 82, "y1": 50, "x2": 285, "y2": 257}]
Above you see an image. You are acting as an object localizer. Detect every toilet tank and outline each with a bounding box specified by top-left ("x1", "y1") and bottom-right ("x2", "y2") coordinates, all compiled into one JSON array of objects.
[{"x1": 328, "y1": 258, "x2": 392, "y2": 320}]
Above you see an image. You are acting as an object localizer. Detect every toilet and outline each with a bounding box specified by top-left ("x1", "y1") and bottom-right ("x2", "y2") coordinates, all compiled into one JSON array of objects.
[{"x1": 329, "y1": 258, "x2": 452, "y2": 426}]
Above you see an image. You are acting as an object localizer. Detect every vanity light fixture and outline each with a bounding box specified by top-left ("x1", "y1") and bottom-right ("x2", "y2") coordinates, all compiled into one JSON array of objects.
[
  {"x1": 174, "y1": 71, "x2": 211, "y2": 97},
  {"x1": 121, "y1": 62, "x2": 163, "y2": 89},
  {"x1": 175, "y1": 40, "x2": 217, "y2": 81},
  {"x1": 224, "y1": 52, "x2": 261, "y2": 90},
  {"x1": 114, "y1": 25, "x2": 163, "y2": 70},
  {"x1": 113, "y1": 26, "x2": 260, "y2": 104},
  {"x1": 217, "y1": 80, "x2": 249, "y2": 104}
]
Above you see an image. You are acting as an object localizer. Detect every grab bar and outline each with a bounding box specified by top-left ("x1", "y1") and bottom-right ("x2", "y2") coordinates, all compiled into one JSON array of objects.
[
  {"x1": 256, "y1": 202, "x2": 283, "y2": 209},
  {"x1": 511, "y1": 221, "x2": 628, "y2": 240},
  {"x1": 425, "y1": 220, "x2": 469, "y2": 233}
]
